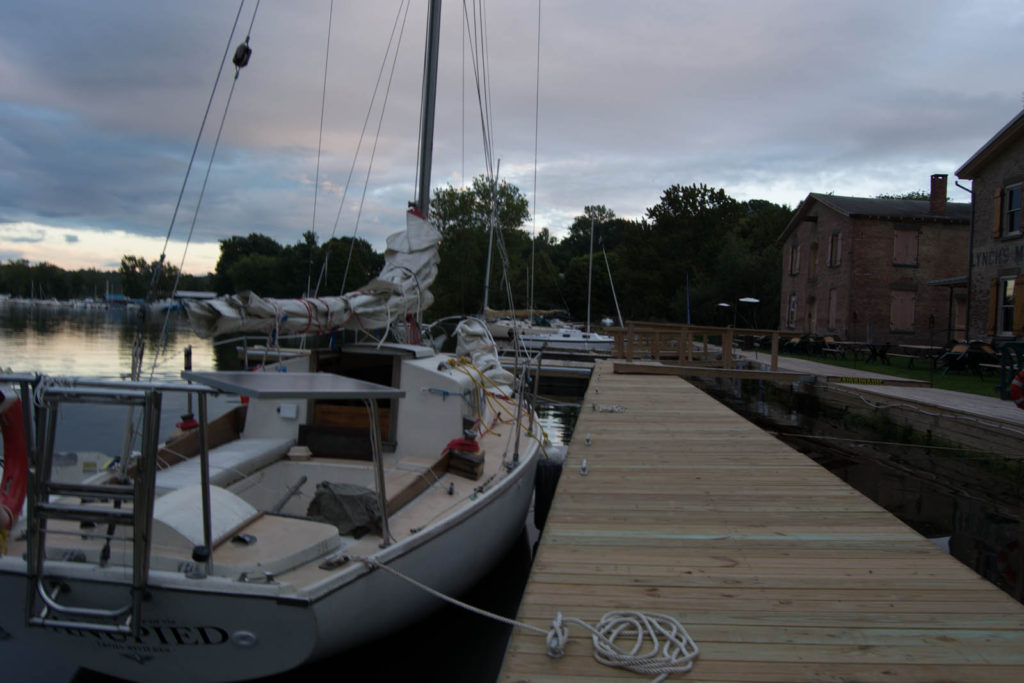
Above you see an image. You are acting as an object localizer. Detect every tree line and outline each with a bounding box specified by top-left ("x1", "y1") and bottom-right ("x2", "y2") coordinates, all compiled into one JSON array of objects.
[
  {"x1": 2, "y1": 178, "x2": 791, "y2": 329},
  {"x1": 430, "y1": 177, "x2": 790, "y2": 329}
]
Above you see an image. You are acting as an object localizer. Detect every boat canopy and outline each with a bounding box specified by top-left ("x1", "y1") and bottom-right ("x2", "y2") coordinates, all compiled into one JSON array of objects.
[{"x1": 185, "y1": 210, "x2": 440, "y2": 338}]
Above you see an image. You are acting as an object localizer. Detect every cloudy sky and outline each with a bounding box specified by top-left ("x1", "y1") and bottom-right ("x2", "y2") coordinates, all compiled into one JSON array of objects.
[{"x1": 1, "y1": 0, "x2": 1022, "y2": 275}]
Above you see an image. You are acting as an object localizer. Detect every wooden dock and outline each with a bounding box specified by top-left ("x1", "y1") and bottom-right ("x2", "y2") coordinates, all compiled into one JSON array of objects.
[{"x1": 500, "y1": 360, "x2": 1024, "y2": 681}]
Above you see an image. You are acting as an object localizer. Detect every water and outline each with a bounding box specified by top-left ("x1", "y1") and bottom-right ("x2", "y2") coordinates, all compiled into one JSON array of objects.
[
  {"x1": 697, "y1": 377, "x2": 1024, "y2": 604},
  {"x1": 0, "y1": 304, "x2": 581, "y2": 682}
]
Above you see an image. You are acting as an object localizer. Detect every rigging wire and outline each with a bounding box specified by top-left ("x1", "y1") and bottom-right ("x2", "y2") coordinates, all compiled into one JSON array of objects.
[
  {"x1": 339, "y1": 0, "x2": 412, "y2": 296},
  {"x1": 150, "y1": 0, "x2": 260, "y2": 383},
  {"x1": 306, "y1": 0, "x2": 335, "y2": 299},
  {"x1": 529, "y1": 0, "x2": 542, "y2": 316},
  {"x1": 159, "y1": 0, "x2": 249, "y2": 300},
  {"x1": 312, "y1": 0, "x2": 411, "y2": 298},
  {"x1": 462, "y1": 0, "x2": 495, "y2": 176}
]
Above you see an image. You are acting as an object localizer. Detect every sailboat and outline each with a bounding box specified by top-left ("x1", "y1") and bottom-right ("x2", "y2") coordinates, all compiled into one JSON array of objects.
[
  {"x1": 491, "y1": 219, "x2": 614, "y2": 354},
  {"x1": 0, "y1": 3, "x2": 542, "y2": 681}
]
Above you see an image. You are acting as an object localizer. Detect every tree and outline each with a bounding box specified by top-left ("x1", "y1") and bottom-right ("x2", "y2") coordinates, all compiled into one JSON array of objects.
[
  {"x1": 119, "y1": 255, "x2": 179, "y2": 300},
  {"x1": 876, "y1": 190, "x2": 930, "y2": 200},
  {"x1": 214, "y1": 233, "x2": 284, "y2": 293},
  {"x1": 428, "y1": 175, "x2": 531, "y2": 318}
]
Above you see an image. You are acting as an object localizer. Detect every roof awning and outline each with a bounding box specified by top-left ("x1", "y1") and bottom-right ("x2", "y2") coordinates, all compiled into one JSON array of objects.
[{"x1": 927, "y1": 275, "x2": 968, "y2": 287}]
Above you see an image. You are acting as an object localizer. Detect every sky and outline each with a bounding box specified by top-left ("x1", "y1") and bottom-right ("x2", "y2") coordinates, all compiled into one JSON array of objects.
[{"x1": 1, "y1": 0, "x2": 1023, "y2": 276}]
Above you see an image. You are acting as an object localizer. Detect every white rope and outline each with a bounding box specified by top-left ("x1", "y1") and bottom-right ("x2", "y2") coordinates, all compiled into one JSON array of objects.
[{"x1": 359, "y1": 558, "x2": 698, "y2": 681}]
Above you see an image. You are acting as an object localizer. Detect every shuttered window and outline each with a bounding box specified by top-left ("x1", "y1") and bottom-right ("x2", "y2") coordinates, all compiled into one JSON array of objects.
[
  {"x1": 786, "y1": 293, "x2": 798, "y2": 328},
  {"x1": 828, "y1": 232, "x2": 842, "y2": 266},
  {"x1": 890, "y1": 291, "x2": 915, "y2": 331},
  {"x1": 893, "y1": 230, "x2": 918, "y2": 266},
  {"x1": 827, "y1": 288, "x2": 838, "y2": 330},
  {"x1": 789, "y1": 244, "x2": 800, "y2": 275}
]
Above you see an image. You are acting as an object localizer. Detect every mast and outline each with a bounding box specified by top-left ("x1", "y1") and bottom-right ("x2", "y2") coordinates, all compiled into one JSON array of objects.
[
  {"x1": 482, "y1": 159, "x2": 500, "y2": 314},
  {"x1": 415, "y1": 0, "x2": 442, "y2": 218},
  {"x1": 586, "y1": 217, "x2": 594, "y2": 334}
]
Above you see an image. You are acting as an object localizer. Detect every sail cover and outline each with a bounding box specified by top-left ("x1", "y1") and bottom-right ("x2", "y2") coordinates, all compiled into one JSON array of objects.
[{"x1": 185, "y1": 210, "x2": 441, "y2": 338}]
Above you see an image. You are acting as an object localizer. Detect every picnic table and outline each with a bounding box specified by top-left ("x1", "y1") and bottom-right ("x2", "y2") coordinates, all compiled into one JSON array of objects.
[
  {"x1": 937, "y1": 341, "x2": 999, "y2": 378},
  {"x1": 895, "y1": 344, "x2": 945, "y2": 369},
  {"x1": 831, "y1": 341, "x2": 891, "y2": 363}
]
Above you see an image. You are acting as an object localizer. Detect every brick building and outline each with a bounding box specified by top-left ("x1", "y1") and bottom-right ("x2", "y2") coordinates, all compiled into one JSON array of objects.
[
  {"x1": 955, "y1": 108, "x2": 1024, "y2": 341},
  {"x1": 778, "y1": 175, "x2": 970, "y2": 345}
]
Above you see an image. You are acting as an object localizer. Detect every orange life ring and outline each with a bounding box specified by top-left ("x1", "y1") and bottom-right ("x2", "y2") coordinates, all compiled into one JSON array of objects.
[
  {"x1": 1011, "y1": 369, "x2": 1024, "y2": 410},
  {"x1": 1, "y1": 388, "x2": 29, "y2": 534}
]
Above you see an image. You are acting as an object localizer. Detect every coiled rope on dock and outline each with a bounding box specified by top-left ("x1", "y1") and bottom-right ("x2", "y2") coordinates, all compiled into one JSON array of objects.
[{"x1": 359, "y1": 557, "x2": 698, "y2": 682}]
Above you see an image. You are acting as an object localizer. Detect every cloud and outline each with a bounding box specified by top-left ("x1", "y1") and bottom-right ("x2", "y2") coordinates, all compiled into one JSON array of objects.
[
  {"x1": 0, "y1": 223, "x2": 46, "y2": 243},
  {"x1": 1, "y1": 0, "x2": 1023, "y2": 269}
]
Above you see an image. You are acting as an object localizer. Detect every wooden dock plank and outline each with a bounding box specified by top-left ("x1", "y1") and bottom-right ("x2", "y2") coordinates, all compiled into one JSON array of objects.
[{"x1": 500, "y1": 360, "x2": 1024, "y2": 682}]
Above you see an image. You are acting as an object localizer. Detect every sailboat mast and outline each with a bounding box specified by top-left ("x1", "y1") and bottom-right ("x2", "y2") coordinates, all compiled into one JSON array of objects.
[
  {"x1": 586, "y1": 217, "x2": 594, "y2": 334},
  {"x1": 415, "y1": 0, "x2": 443, "y2": 218}
]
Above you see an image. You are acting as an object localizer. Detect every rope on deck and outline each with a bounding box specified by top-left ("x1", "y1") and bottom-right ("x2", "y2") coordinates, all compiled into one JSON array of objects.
[{"x1": 359, "y1": 557, "x2": 699, "y2": 682}]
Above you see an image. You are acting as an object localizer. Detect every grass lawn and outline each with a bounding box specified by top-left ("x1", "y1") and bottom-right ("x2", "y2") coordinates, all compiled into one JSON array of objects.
[{"x1": 779, "y1": 353, "x2": 1005, "y2": 398}]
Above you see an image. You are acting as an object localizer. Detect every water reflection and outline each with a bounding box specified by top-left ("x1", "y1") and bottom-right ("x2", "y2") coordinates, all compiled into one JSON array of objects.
[{"x1": 2, "y1": 304, "x2": 221, "y2": 381}]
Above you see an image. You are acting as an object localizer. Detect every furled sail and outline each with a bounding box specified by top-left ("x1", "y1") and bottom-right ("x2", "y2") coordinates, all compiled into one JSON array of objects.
[{"x1": 184, "y1": 209, "x2": 441, "y2": 338}]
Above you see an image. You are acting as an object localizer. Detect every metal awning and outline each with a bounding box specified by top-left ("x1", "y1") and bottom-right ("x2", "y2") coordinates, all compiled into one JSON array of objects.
[{"x1": 927, "y1": 275, "x2": 968, "y2": 287}]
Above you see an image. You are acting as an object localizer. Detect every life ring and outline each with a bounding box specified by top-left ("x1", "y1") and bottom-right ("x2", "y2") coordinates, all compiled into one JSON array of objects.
[
  {"x1": 1011, "y1": 369, "x2": 1024, "y2": 410},
  {"x1": 1, "y1": 388, "x2": 29, "y2": 539}
]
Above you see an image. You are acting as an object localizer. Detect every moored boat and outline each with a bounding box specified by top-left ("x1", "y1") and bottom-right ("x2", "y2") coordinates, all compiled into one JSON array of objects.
[{"x1": 0, "y1": 2, "x2": 546, "y2": 679}]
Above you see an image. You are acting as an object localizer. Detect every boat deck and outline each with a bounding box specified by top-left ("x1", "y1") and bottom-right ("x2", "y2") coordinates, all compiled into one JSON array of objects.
[{"x1": 500, "y1": 360, "x2": 1024, "y2": 681}]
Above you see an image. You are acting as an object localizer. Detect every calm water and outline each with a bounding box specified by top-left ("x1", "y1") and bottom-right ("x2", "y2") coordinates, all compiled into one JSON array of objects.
[{"x1": 0, "y1": 303, "x2": 580, "y2": 682}]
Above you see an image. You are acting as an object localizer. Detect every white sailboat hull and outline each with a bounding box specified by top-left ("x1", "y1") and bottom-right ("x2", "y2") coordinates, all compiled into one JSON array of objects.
[{"x1": 0, "y1": 451, "x2": 537, "y2": 682}]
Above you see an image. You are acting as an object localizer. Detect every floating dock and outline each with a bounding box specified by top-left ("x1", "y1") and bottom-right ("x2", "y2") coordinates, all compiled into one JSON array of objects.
[{"x1": 500, "y1": 360, "x2": 1024, "y2": 681}]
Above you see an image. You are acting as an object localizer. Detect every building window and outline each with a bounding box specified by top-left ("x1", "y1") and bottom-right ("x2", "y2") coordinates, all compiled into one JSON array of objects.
[
  {"x1": 828, "y1": 232, "x2": 842, "y2": 267},
  {"x1": 998, "y1": 276, "x2": 1016, "y2": 336},
  {"x1": 786, "y1": 293, "x2": 797, "y2": 328},
  {"x1": 1005, "y1": 184, "x2": 1022, "y2": 236},
  {"x1": 788, "y1": 244, "x2": 800, "y2": 275},
  {"x1": 890, "y1": 291, "x2": 915, "y2": 331},
  {"x1": 808, "y1": 243, "x2": 818, "y2": 279},
  {"x1": 893, "y1": 229, "x2": 918, "y2": 266},
  {"x1": 827, "y1": 288, "x2": 838, "y2": 330}
]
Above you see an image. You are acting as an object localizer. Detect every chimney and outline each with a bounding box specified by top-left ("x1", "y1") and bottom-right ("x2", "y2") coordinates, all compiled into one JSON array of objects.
[{"x1": 930, "y1": 174, "x2": 947, "y2": 215}]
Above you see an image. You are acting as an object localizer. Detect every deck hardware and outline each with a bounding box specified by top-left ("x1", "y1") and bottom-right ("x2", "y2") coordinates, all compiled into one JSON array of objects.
[
  {"x1": 231, "y1": 631, "x2": 258, "y2": 648},
  {"x1": 580, "y1": 459, "x2": 588, "y2": 476},
  {"x1": 61, "y1": 550, "x2": 87, "y2": 563},
  {"x1": 180, "y1": 561, "x2": 205, "y2": 579},
  {"x1": 317, "y1": 553, "x2": 351, "y2": 570}
]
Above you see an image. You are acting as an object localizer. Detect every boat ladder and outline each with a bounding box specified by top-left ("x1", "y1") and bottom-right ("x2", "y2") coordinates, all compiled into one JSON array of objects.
[{"x1": 24, "y1": 382, "x2": 162, "y2": 636}]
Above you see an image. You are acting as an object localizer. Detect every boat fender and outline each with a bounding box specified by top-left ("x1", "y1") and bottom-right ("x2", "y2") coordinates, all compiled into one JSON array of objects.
[
  {"x1": 1, "y1": 390, "x2": 29, "y2": 552},
  {"x1": 1010, "y1": 369, "x2": 1024, "y2": 409}
]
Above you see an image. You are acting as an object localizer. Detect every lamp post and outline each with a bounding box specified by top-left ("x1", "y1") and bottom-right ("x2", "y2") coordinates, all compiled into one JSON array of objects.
[
  {"x1": 717, "y1": 302, "x2": 731, "y2": 327},
  {"x1": 738, "y1": 296, "x2": 760, "y2": 328}
]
